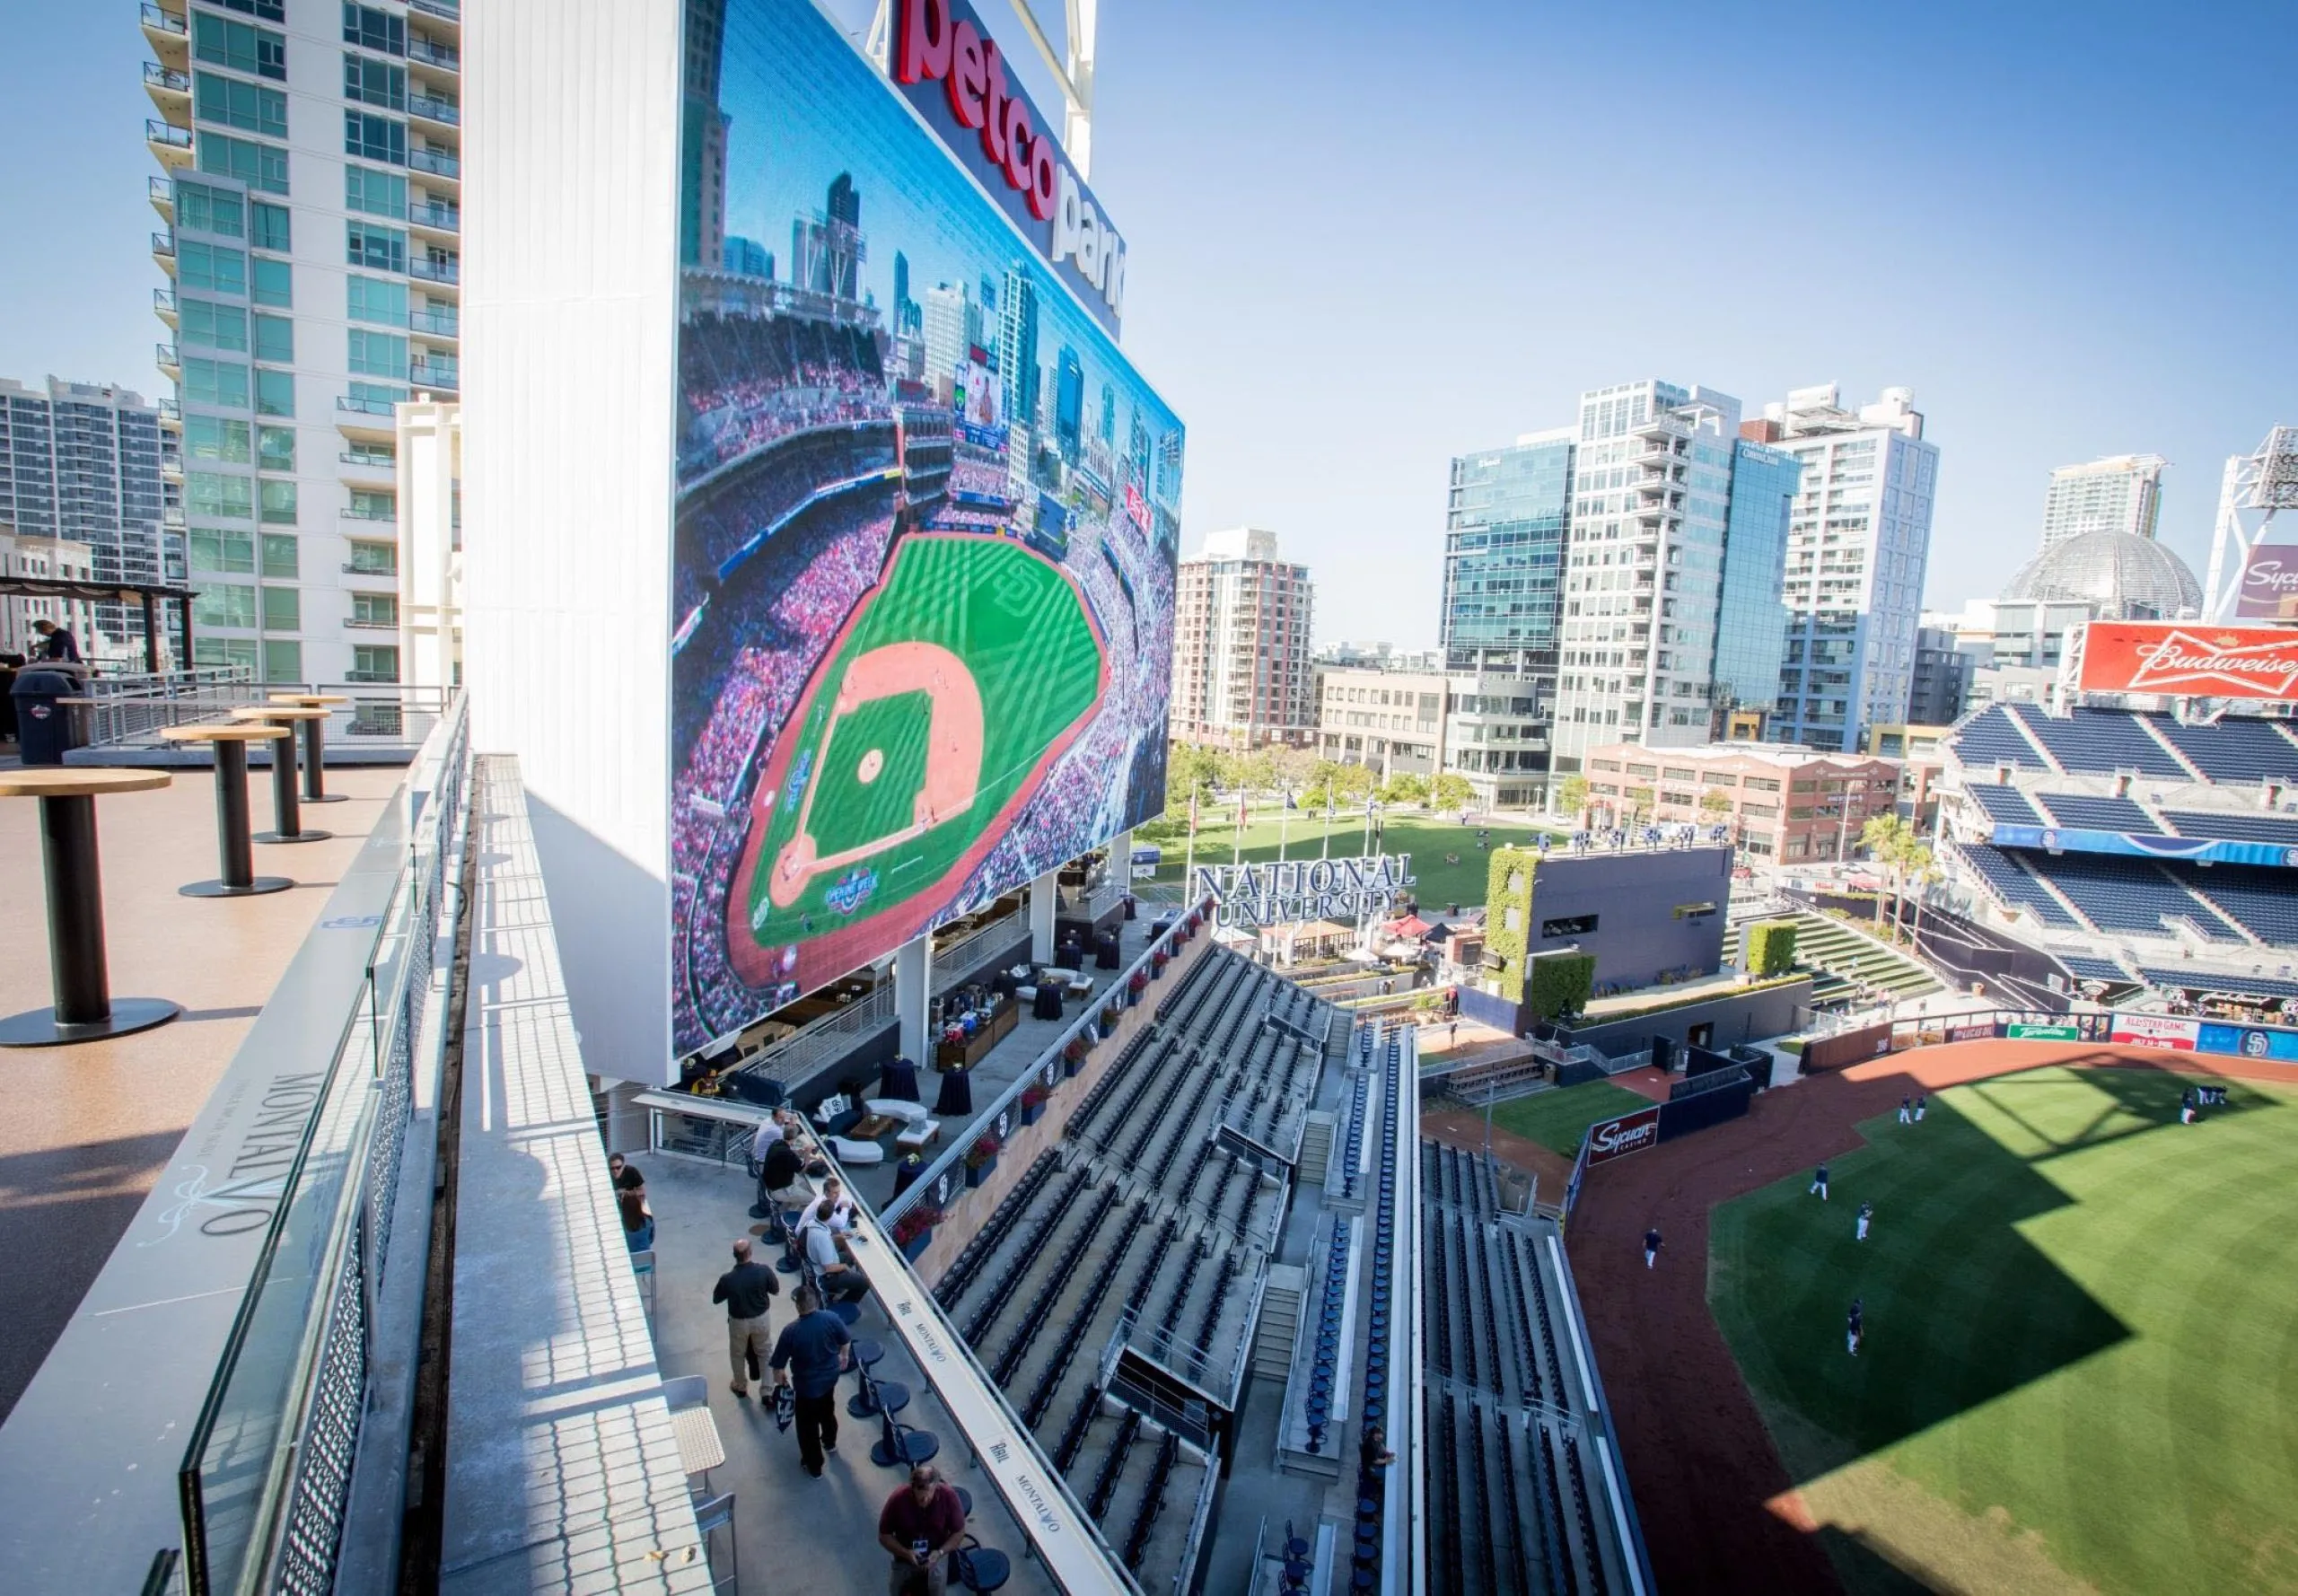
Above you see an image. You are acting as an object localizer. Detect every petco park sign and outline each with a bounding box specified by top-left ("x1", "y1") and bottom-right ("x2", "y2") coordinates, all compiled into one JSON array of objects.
[
  {"x1": 2078, "y1": 622, "x2": 2298, "y2": 702},
  {"x1": 894, "y1": 0, "x2": 1127, "y2": 332},
  {"x1": 1189, "y1": 855, "x2": 1414, "y2": 929}
]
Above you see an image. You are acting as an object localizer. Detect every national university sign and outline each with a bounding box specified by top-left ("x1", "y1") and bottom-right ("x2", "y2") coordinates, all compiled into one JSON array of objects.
[{"x1": 1189, "y1": 855, "x2": 1413, "y2": 928}]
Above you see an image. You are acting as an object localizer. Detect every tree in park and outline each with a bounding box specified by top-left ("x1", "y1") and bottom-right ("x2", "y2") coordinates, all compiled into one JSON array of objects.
[
  {"x1": 1271, "y1": 743, "x2": 1318, "y2": 789},
  {"x1": 1232, "y1": 746, "x2": 1278, "y2": 795},
  {"x1": 1431, "y1": 771, "x2": 1475, "y2": 812},
  {"x1": 1554, "y1": 773, "x2": 1589, "y2": 826},
  {"x1": 1860, "y1": 813, "x2": 1928, "y2": 936},
  {"x1": 1699, "y1": 786, "x2": 1734, "y2": 820},
  {"x1": 1623, "y1": 785, "x2": 1655, "y2": 825},
  {"x1": 1165, "y1": 741, "x2": 1219, "y2": 812},
  {"x1": 1380, "y1": 771, "x2": 1430, "y2": 807}
]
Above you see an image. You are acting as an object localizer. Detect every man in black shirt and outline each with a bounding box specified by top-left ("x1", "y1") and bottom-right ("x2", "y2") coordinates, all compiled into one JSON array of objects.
[
  {"x1": 31, "y1": 619, "x2": 80, "y2": 665},
  {"x1": 609, "y1": 1152, "x2": 645, "y2": 1193},
  {"x1": 770, "y1": 1284, "x2": 852, "y2": 1476},
  {"x1": 713, "y1": 1237, "x2": 780, "y2": 1399}
]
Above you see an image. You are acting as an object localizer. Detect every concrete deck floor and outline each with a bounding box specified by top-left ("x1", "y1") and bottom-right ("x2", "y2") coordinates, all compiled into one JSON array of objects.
[
  {"x1": 640, "y1": 1153, "x2": 1057, "y2": 1596},
  {"x1": 0, "y1": 759, "x2": 404, "y2": 1420}
]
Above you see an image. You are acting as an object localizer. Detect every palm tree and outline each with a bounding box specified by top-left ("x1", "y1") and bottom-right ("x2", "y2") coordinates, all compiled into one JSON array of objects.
[{"x1": 1860, "y1": 814, "x2": 1919, "y2": 936}]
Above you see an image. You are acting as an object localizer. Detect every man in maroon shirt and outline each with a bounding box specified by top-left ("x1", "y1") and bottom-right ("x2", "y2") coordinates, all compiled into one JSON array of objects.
[{"x1": 877, "y1": 1463, "x2": 968, "y2": 1594}]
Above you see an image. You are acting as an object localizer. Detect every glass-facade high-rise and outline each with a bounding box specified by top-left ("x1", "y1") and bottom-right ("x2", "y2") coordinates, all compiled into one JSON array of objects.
[
  {"x1": 1712, "y1": 437, "x2": 1802, "y2": 718},
  {"x1": 145, "y1": 0, "x2": 461, "y2": 686},
  {"x1": 0, "y1": 377, "x2": 171, "y2": 660},
  {"x1": 1440, "y1": 433, "x2": 1571, "y2": 674}
]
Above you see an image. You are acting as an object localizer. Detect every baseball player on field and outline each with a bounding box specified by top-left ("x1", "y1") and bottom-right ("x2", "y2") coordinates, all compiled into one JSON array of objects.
[
  {"x1": 1914, "y1": 1092, "x2": 1927, "y2": 1122},
  {"x1": 1856, "y1": 1200, "x2": 1873, "y2": 1241},
  {"x1": 1897, "y1": 1096, "x2": 1912, "y2": 1125},
  {"x1": 1810, "y1": 1162, "x2": 1829, "y2": 1201},
  {"x1": 1643, "y1": 1227, "x2": 1662, "y2": 1269},
  {"x1": 1846, "y1": 1297, "x2": 1864, "y2": 1356}
]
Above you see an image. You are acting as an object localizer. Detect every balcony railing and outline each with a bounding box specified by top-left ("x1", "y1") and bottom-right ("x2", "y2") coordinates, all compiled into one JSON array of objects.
[
  {"x1": 141, "y1": 3, "x2": 187, "y2": 38},
  {"x1": 408, "y1": 202, "x2": 460, "y2": 232},
  {"x1": 409, "y1": 256, "x2": 460, "y2": 285},
  {"x1": 343, "y1": 562, "x2": 399, "y2": 578},
  {"x1": 145, "y1": 61, "x2": 190, "y2": 94},
  {"x1": 158, "y1": 398, "x2": 180, "y2": 421},
  {"x1": 342, "y1": 668, "x2": 401, "y2": 684},
  {"x1": 147, "y1": 118, "x2": 192, "y2": 151},
  {"x1": 339, "y1": 450, "x2": 396, "y2": 469},
  {"x1": 336, "y1": 394, "x2": 397, "y2": 418},
  {"x1": 408, "y1": 146, "x2": 459, "y2": 180},
  {"x1": 156, "y1": 342, "x2": 180, "y2": 370},
  {"x1": 408, "y1": 360, "x2": 458, "y2": 391},
  {"x1": 342, "y1": 506, "x2": 397, "y2": 522},
  {"x1": 409, "y1": 0, "x2": 460, "y2": 19},
  {"x1": 153, "y1": 285, "x2": 177, "y2": 319},
  {"x1": 408, "y1": 308, "x2": 459, "y2": 338},
  {"x1": 408, "y1": 36, "x2": 460, "y2": 71},
  {"x1": 407, "y1": 92, "x2": 460, "y2": 126},
  {"x1": 152, "y1": 229, "x2": 176, "y2": 258},
  {"x1": 149, "y1": 174, "x2": 176, "y2": 212},
  {"x1": 344, "y1": 617, "x2": 399, "y2": 630}
]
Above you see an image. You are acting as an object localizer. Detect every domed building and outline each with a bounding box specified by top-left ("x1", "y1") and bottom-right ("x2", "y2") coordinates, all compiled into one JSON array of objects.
[{"x1": 1999, "y1": 529, "x2": 2202, "y2": 618}]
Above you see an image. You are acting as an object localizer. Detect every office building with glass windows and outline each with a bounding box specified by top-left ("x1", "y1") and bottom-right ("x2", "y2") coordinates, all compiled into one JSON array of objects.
[
  {"x1": 1440, "y1": 429, "x2": 1572, "y2": 677},
  {"x1": 0, "y1": 376, "x2": 171, "y2": 660},
  {"x1": 1744, "y1": 384, "x2": 1937, "y2": 753},
  {"x1": 2039, "y1": 452, "x2": 2165, "y2": 551},
  {"x1": 143, "y1": 0, "x2": 460, "y2": 685}
]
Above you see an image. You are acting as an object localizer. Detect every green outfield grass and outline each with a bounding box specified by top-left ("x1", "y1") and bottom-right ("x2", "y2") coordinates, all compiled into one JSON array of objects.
[
  {"x1": 1142, "y1": 812, "x2": 1565, "y2": 911},
  {"x1": 1710, "y1": 1065, "x2": 2298, "y2": 1596},
  {"x1": 1487, "y1": 1079, "x2": 1652, "y2": 1156},
  {"x1": 744, "y1": 535, "x2": 1101, "y2": 944}
]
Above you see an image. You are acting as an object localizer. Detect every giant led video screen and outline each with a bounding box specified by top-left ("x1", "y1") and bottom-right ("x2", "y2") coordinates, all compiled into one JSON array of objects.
[{"x1": 671, "y1": 0, "x2": 1182, "y2": 1052}]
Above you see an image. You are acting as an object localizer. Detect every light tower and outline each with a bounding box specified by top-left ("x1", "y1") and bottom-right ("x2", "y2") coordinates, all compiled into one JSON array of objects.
[{"x1": 2202, "y1": 425, "x2": 2298, "y2": 619}]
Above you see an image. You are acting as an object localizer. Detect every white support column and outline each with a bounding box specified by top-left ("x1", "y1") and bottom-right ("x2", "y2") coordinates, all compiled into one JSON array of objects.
[
  {"x1": 896, "y1": 934, "x2": 934, "y2": 1067},
  {"x1": 1029, "y1": 867, "x2": 1060, "y2": 962}
]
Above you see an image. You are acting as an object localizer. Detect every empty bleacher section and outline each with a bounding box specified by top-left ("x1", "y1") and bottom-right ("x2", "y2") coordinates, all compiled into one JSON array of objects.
[
  {"x1": 2026, "y1": 854, "x2": 2244, "y2": 941},
  {"x1": 2148, "y1": 714, "x2": 2298, "y2": 785},
  {"x1": 2180, "y1": 865, "x2": 2298, "y2": 946},
  {"x1": 1965, "y1": 784, "x2": 2046, "y2": 825},
  {"x1": 928, "y1": 949, "x2": 1338, "y2": 1592},
  {"x1": 1949, "y1": 705, "x2": 2050, "y2": 769},
  {"x1": 2163, "y1": 808, "x2": 2298, "y2": 844},
  {"x1": 2058, "y1": 953, "x2": 2137, "y2": 987},
  {"x1": 2034, "y1": 791, "x2": 2159, "y2": 832},
  {"x1": 2013, "y1": 706, "x2": 2190, "y2": 778},
  {"x1": 1949, "y1": 840, "x2": 2083, "y2": 928},
  {"x1": 1422, "y1": 1136, "x2": 1636, "y2": 1595}
]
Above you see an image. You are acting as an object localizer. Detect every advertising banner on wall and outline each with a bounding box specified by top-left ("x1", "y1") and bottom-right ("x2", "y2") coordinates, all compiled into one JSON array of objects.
[
  {"x1": 2235, "y1": 545, "x2": 2298, "y2": 621},
  {"x1": 667, "y1": 0, "x2": 1182, "y2": 1051},
  {"x1": 1583, "y1": 1105, "x2": 1662, "y2": 1166},
  {"x1": 2077, "y1": 623, "x2": 2298, "y2": 701},
  {"x1": 1987, "y1": 823, "x2": 2298, "y2": 870},
  {"x1": 2108, "y1": 1013, "x2": 2200, "y2": 1051}
]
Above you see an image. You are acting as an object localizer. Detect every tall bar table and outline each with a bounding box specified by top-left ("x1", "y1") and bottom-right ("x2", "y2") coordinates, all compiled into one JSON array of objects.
[
  {"x1": 230, "y1": 704, "x2": 334, "y2": 844},
  {"x1": 0, "y1": 767, "x2": 181, "y2": 1046},
  {"x1": 162, "y1": 723, "x2": 295, "y2": 898},
  {"x1": 266, "y1": 692, "x2": 350, "y2": 802}
]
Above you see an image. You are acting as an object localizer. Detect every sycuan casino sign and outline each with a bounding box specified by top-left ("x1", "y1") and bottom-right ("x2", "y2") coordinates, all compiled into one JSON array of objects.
[
  {"x1": 2077, "y1": 622, "x2": 2298, "y2": 701},
  {"x1": 893, "y1": 0, "x2": 1127, "y2": 331},
  {"x1": 1190, "y1": 855, "x2": 1414, "y2": 928}
]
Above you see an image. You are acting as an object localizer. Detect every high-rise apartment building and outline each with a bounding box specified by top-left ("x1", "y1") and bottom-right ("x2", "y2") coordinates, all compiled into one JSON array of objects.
[
  {"x1": 919, "y1": 280, "x2": 980, "y2": 402},
  {"x1": 1441, "y1": 431, "x2": 1571, "y2": 676},
  {"x1": 1746, "y1": 384, "x2": 1938, "y2": 753},
  {"x1": 144, "y1": 0, "x2": 462, "y2": 686},
  {"x1": 0, "y1": 377, "x2": 171, "y2": 659},
  {"x1": 1171, "y1": 527, "x2": 1316, "y2": 748},
  {"x1": 1550, "y1": 381, "x2": 1800, "y2": 769},
  {"x1": 997, "y1": 263, "x2": 1040, "y2": 429},
  {"x1": 2039, "y1": 454, "x2": 2165, "y2": 550}
]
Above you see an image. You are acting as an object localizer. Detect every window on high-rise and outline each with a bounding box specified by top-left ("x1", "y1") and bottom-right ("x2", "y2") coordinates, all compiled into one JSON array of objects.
[
  {"x1": 183, "y1": 357, "x2": 250, "y2": 410},
  {"x1": 215, "y1": 0, "x2": 285, "y2": 20},
  {"x1": 250, "y1": 202, "x2": 291, "y2": 254},
  {"x1": 259, "y1": 480, "x2": 297, "y2": 525},
  {"x1": 181, "y1": 299, "x2": 250, "y2": 354},
  {"x1": 189, "y1": 529, "x2": 255, "y2": 574},
  {"x1": 194, "y1": 637, "x2": 260, "y2": 671},
  {"x1": 259, "y1": 585, "x2": 300, "y2": 632},
  {"x1": 195, "y1": 73, "x2": 287, "y2": 140},
  {"x1": 346, "y1": 165, "x2": 408, "y2": 220},
  {"x1": 257, "y1": 425, "x2": 294, "y2": 472},
  {"x1": 175, "y1": 180, "x2": 244, "y2": 239},
  {"x1": 260, "y1": 533, "x2": 299, "y2": 579},
  {"x1": 347, "y1": 329, "x2": 409, "y2": 381},
  {"x1": 251, "y1": 258, "x2": 293, "y2": 308},
  {"x1": 344, "y1": 53, "x2": 407, "y2": 111},
  {"x1": 347, "y1": 222, "x2": 408, "y2": 274},
  {"x1": 180, "y1": 241, "x2": 247, "y2": 297},
  {"x1": 346, "y1": 275, "x2": 408, "y2": 326},
  {"x1": 353, "y1": 592, "x2": 399, "y2": 627},
  {"x1": 345, "y1": 112, "x2": 407, "y2": 165},
  {"x1": 254, "y1": 369, "x2": 294, "y2": 418},
  {"x1": 187, "y1": 417, "x2": 252, "y2": 463},
  {"x1": 193, "y1": 13, "x2": 285, "y2": 79},
  {"x1": 195, "y1": 583, "x2": 259, "y2": 629},
  {"x1": 262, "y1": 639, "x2": 303, "y2": 683},
  {"x1": 251, "y1": 314, "x2": 294, "y2": 364},
  {"x1": 189, "y1": 472, "x2": 254, "y2": 522},
  {"x1": 198, "y1": 133, "x2": 289, "y2": 196},
  {"x1": 343, "y1": 4, "x2": 405, "y2": 55},
  {"x1": 351, "y1": 645, "x2": 400, "y2": 683}
]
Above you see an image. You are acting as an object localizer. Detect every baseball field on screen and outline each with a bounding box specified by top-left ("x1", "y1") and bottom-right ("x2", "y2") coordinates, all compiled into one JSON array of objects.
[
  {"x1": 1708, "y1": 1065, "x2": 2298, "y2": 1596},
  {"x1": 729, "y1": 531, "x2": 1105, "y2": 989}
]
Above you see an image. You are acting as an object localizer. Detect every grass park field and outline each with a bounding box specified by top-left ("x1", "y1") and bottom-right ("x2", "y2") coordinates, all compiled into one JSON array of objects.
[
  {"x1": 1487, "y1": 1078, "x2": 1653, "y2": 1156},
  {"x1": 1137, "y1": 809, "x2": 1564, "y2": 912},
  {"x1": 1709, "y1": 1065, "x2": 2298, "y2": 1596}
]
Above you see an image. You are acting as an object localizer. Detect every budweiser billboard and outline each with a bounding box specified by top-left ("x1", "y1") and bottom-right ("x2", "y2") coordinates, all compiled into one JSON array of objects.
[
  {"x1": 1583, "y1": 1105, "x2": 1662, "y2": 1166},
  {"x1": 2078, "y1": 622, "x2": 2298, "y2": 701},
  {"x1": 2236, "y1": 545, "x2": 2298, "y2": 620}
]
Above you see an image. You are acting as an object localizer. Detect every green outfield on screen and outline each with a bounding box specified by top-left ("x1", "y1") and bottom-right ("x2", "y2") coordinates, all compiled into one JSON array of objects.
[{"x1": 1710, "y1": 1066, "x2": 2298, "y2": 1596}]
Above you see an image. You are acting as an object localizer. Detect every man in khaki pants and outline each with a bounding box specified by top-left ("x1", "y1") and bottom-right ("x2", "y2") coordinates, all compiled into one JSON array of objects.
[{"x1": 713, "y1": 1236, "x2": 781, "y2": 1399}]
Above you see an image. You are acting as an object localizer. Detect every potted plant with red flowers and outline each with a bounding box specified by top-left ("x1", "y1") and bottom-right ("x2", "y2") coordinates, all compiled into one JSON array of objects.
[
  {"x1": 1019, "y1": 1083, "x2": 1051, "y2": 1126},
  {"x1": 1099, "y1": 1003, "x2": 1120, "y2": 1039},
  {"x1": 890, "y1": 1206, "x2": 943, "y2": 1263},
  {"x1": 1151, "y1": 948, "x2": 1171, "y2": 979},
  {"x1": 1127, "y1": 970, "x2": 1148, "y2": 1007},
  {"x1": 1063, "y1": 1035, "x2": 1091, "y2": 1076},
  {"x1": 963, "y1": 1133, "x2": 1002, "y2": 1188}
]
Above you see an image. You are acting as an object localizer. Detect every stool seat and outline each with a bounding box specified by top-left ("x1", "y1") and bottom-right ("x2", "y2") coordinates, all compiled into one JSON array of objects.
[
  {"x1": 829, "y1": 1300, "x2": 863, "y2": 1325},
  {"x1": 957, "y1": 1546, "x2": 1011, "y2": 1592},
  {"x1": 872, "y1": 1426, "x2": 939, "y2": 1468},
  {"x1": 852, "y1": 1338, "x2": 885, "y2": 1369},
  {"x1": 849, "y1": 1379, "x2": 908, "y2": 1419}
]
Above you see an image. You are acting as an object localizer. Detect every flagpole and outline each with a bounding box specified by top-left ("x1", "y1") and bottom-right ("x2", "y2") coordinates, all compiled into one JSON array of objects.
[
  {"x1": 1232, "y1": 782, "x2": 1246, "y2": 868},
  {"x1": 1321, "y1": 788, "x2": 1333, "y2": 861},
  {"x1": 1184, "y1": 785, "x2": 1197, "y2": 901},
  {"x1": 1278, "y1": 781, "x2": 1291, "y2": 864}
]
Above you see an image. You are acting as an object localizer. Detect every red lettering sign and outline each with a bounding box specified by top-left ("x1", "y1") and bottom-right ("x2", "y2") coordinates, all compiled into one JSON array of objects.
[
  {"x1": 1584, "y1": 1105, "x2": 1662, "y2": 1166},
  {"x1": 899, "y1": 0, "x2": 1048, "y2": 218},
  {"x1": 2078, "y1": 622, "x2": 2298, "y2": 702}
]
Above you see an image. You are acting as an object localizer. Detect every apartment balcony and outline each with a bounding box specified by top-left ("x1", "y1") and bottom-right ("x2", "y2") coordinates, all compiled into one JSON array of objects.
[
  {"x1": 156, "y1": 397, "x2": 180, "y2": 424},
  {"x1": 143, "y1": 60, "x2": 190, "y2": 117},
  {"x1": 408, "y1": 35, "x2": 460, "y2": 73},
  {"x1": 153, "y1": 285, "x2": 178, "y2": 328},
  {"x1": 408, "y1": 0, "x2": 461, "y2": 20},
  {"x1": 162, "y1": 505, "x2": 186, "y2": 530},
  {"x1": 342, "y1": 505, "x2": 398, "y2": 523},
  {"x1": 140, "y1": 2, "x2": 187, "y2": 52},
  {"x1": 146, "y1": 118, "x2": 193, "y2": 168},
  {"x1": 147, "y1": 173, "x2": 175, "y2": 222},
  {"x1": 336, "y1": 393, "x2": 399, "y2": 441},
  {"x1": 344, "y1": 617, "x2": 400, "y2": 631},
  {"x1": 408, "y1": 146, "x2": 460, "y2": 182},
  {"x1": 342, "y1": 668, "x2": 401, "y2": 683},
  {"x1": 339, "y1": 450, "x2": 396, "y2": 477},
  {"x1": 408, "y1": 307, "x2": 459, "y2": 338},
  {"x1": 408, "y1": 92, "x2": 460, "y2": 129},
  {"x1": 410, "y1": 255, "x2": 460, "y2": 286},
  {"x1": 408, "y1": 201, "x2": 461, "y2": 236},
  {"x1": 152, "y1": 229, "x2": 177, "y2": 274},
  {"x1": 155, "y1": 342, "x2": 180, "y2": 381},
  {"x1": 342, "y1": 561, "x2": 400, "y2": 581},
  {"x1": 409, "y1": 359, "x2": 459, "y2": 392}
]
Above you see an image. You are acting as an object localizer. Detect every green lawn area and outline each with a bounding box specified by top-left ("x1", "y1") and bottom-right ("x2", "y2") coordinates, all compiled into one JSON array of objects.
[
  {"x1": 1137, "y1": 811, "x2": 1563, "y2": 912},
  {"x1": 1487, "y1": 1079, "x2": 1653, "y2": 1156},
  {"x1": 1709, "y1": 1066, "x2": 2298, "y2": 1596}
]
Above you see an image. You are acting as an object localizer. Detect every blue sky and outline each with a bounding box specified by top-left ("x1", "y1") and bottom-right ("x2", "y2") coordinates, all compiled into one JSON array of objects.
[{"x1": 8, "y1": 0, "x2": 2292, "y2": 646}]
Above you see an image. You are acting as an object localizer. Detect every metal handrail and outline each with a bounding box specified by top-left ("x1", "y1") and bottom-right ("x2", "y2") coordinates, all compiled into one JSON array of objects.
[{"x1": 930, "y1": 908, "x2": 1025, "y2": 992}]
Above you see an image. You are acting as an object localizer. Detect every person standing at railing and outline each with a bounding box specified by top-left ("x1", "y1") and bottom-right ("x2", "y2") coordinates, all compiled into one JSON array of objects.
[{"x1": 31, "y1": 618, "x2": 81, "y2": 666}]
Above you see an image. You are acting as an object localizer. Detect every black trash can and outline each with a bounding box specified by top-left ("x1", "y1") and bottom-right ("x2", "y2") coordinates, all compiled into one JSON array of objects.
[{"x1": 12, "y1": 669, "x2": 78, "y2": 765}]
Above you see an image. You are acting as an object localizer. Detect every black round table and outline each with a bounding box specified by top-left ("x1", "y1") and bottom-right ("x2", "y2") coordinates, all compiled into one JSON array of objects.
[
  {"x1": 878, "y1": 1056, "x2": 921, "y2": 1103},
  {"x1": 0, "y1": 767, "x2": 181, "y2": 1047},
  {"x1": 934, "y1": 1067, "x2": 973, "y2": 1117},
  {"x1": 162, "y1": 723, "x2": 295, "y2": 898},
  {"x1": 232, "y1": 705, "x2": 333, "y2": 844},
  {"x1": 267, "y1": 693, "x2": 350, "y2": 803}
]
